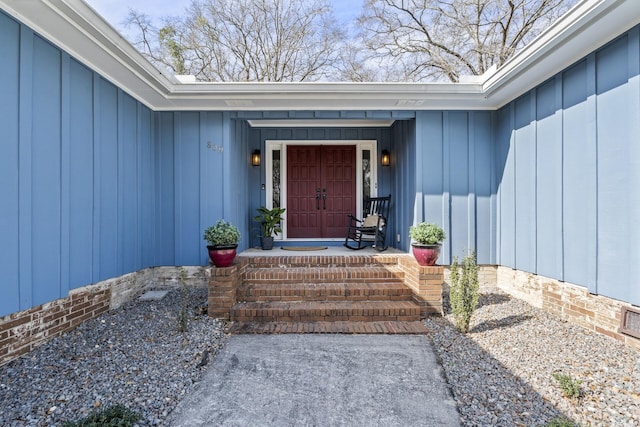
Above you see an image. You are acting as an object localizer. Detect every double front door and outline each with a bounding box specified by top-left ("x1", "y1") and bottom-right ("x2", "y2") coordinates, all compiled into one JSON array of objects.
[{"x1": 287, "y1": 145, "x2": 356, "y2": 238}]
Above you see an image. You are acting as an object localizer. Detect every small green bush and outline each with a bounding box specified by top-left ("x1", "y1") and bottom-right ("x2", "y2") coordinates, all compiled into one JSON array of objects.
[
  {"x1": 203, "y1": 219, "x2": 240, "y2": 247},
  {"x1": 63, "y1": 404, "x2": 140, "y2": 427},
  {"x1": 543, "y1": 417, "x2": 577, "y2": 427},
  {"x1": 177, "y1": 267, "x2": 189, "y2": 333},
  {"x1": 450, "y1": 251, "x2": 479, "y2": 333},
  {"x1": 409, "y1": 222, "x2": 446, "y2": 245},
  {"x1": 552, "y1": 372, "x2": 582, "y2": 399}
]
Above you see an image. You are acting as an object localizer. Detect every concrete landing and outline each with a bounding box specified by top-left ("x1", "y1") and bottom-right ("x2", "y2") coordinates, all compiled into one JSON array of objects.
[{"x1": 166, "y1": 334, "x2": 460, "y2": 426}]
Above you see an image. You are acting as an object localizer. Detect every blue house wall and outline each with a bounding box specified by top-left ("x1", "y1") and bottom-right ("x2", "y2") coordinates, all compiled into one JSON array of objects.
[
  {"x1": 1, "y1": 8, "x2": 639, "y2": 317},
  {"x1": 0, "y1": 12, "x2": 158, "y2": 316},
  {"x1": 410, "y1": 111, "x2": 496, "y2": 265},
  {"x1": 495, "y1": 27, "x2": 640, "y2": 306}
]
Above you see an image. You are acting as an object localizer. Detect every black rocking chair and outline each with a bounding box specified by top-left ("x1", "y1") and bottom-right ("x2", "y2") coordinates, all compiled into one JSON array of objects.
[{"x1": 344, "y1": 194, "x2": 391, "y2": 251}]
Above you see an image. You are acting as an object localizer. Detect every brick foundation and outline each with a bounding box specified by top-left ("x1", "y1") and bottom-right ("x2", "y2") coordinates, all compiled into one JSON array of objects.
[
  {"x1": 495, "y1": 267, "x2": 640, "y2": 350},
  {"x1": 0, "y1": 266, "x2": 208, "y2": 367}
]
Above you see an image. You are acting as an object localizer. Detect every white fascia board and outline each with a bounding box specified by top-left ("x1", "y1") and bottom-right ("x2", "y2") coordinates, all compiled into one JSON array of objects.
[
  {"x1": 1, "y1": 0, "x2": 174, "y2": 109},
  {"x1": 483, "y1": 0, "x2": 640, "y2": 105},
  {"x1": 160, "y1": 81, "x2": 488, "y2": 111},
  {"x1": 1, "y1": 0, "x2": 639, "y2": 112}
]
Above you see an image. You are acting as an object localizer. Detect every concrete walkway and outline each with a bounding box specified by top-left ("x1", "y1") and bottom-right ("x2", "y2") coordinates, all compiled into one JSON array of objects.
[{"x1": 166, "y1": 334, "x2": 460, "y2": 426}]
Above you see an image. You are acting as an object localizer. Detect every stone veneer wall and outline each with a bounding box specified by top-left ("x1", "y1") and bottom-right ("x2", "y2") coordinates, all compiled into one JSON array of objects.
[{"x1": 0, "y1": 266, "x2": 208, "y2": 367}]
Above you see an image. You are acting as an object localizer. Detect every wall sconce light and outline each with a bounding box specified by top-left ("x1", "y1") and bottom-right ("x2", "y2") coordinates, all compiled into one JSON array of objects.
[
  {"x1": 381, "y1": 149, "x2": 391, "y2": 167},
  {"x1": 251, "y1": 149, "x2": 261, "y2": 166}
]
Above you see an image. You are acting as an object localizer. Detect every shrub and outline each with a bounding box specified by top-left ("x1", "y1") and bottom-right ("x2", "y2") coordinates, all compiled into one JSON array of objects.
[
  {"x1": 553, "y1": 372, "x2": 582, "y2": 399},
  {"x1": 409, "y1": 222, "x2": 446, "y2": 245},
  {"x1": 203, "y1": 219, "x2": 240, "y2": 247},
  {"x1": 450, "y1": 251, "x2": 479, "y2": 333},
  {"x1": 544, "y1": 417, "x2": 577, "y2": 427},
  {"x1": 62, "y1": 404, "x2": 140, "y2": 427}
]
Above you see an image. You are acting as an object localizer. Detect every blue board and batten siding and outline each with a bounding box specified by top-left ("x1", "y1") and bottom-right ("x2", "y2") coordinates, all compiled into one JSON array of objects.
[
  {"x1": 411, "y1": 111, "x2": 495, "y2": 266},
  {"x1": 0, "y1": 13, "x2": 161, "y2": 316},
  {"x1": 2, "y1": 6, "x2": 640, "y2": 318},
  {"x1": 495, "y1": 28, "x2": 640, "y2": 306}
]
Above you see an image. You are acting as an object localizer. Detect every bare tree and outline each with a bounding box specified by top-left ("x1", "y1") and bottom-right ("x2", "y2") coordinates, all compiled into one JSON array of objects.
[
  {"x1": 126, "y1": 0, "x2": 345, "y2": 82},
  {"x1": 358, "y1": 0, "x2": 578, "y2": 82}
]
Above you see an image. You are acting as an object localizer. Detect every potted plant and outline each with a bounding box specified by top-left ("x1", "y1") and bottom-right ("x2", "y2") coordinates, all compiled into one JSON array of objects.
[
  {"x1": 254, "y1": 206, "x2": 286, "y2": 250},
  {"x1": 409, "y1": 222, "x2": 446, "y2": 266},
  {"x1": 203, "y1": 219, "x2": 240, "y2": 267}
]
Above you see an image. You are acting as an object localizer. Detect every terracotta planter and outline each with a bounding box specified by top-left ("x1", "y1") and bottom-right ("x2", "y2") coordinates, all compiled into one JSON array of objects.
[
  {"x1": 411, "y1": 244, "x2": 441, "y2": 266},
  {"x1": 207, "y1": 245, "x2": 238, "y2": 267}
]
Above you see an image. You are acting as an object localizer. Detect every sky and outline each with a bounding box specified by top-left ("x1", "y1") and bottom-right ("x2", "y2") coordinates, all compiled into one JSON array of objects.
[{"x1": 84, "y1": 0, "x2": 361, "y2": 36}]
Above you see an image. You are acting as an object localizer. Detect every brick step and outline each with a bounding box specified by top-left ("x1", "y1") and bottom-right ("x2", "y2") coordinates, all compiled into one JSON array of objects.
[
  {"x1": 238, "y1": 282, "x2": 413, "y2": 302},
  {"x1": 231, "y1": 300, "x2": 422, "y2": 322},
  {"x1": 242, "y1": 266, "x2": 404, "y2": 284},
  {"x1": 242, "y1": 255, "x2": 399, "y2": 269},
  {"x1": 226, "y1": 320, "x2": 429, "y2": 335}
]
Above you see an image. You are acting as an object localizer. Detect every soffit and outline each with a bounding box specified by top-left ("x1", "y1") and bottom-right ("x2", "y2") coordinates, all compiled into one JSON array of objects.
[{"x1": 1, "y1": 0, "x2": 639, "y2": 112}]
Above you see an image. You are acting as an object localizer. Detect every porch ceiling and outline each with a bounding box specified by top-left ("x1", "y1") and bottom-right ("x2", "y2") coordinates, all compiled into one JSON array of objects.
[{"x1": 2, "y1": 0, "x2": 639, "y2": 112}]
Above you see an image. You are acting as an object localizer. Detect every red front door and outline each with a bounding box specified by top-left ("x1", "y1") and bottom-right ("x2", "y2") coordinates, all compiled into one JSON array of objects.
[{"x1": 287, "y1": 145, "x2": 356, "y2": 238}]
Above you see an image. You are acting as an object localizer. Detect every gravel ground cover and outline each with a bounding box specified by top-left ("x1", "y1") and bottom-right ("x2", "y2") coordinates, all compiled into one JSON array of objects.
[
  {"x1": 0, "y1": 288, "x2": 227, "y2": 426},
  {"x1": 426, "y1": 288, "x2": 640, "y2": 426},
  {"x1": 2, "y1": 285, "x2": 639, "y2": 426}
]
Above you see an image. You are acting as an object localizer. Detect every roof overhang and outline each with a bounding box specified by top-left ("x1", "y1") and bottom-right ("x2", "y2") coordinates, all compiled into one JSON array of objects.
[{"x1": 1, "y1": 0, "x2": 639, "y2": 112}]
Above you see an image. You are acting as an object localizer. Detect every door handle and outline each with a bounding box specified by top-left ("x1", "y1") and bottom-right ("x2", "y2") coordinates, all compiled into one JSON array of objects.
[
  {"x1": 316, "y1": 192, "x2": 321, "y2": 210},
  {"x1": 322, "y1": 193, "x2": 327, "y2": 210}
]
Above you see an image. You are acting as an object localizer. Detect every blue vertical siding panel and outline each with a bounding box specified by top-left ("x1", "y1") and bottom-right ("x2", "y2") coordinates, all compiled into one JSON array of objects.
[
  {"x1": 18, "y1": 25, "x2": 34, "y2": 310},
  {"x1": 119, "y1": 93, "x2": 139, "y2": 273},
  {"x1": 448, "y1": 112, "x2": 470, "y2": 261},
  {"x1": 496, "y1": 106, "x2": 515, "y2": 267},
  {"x1": 157, "y1": 112, "x2": 175, "y2": 265},
  {"x1": 31, "y1": 36, "x2": 62, "y2": 305},
  {"x1": 97, "y1": 79, "x2": 119, "y2": 280},
  {"x1": 628, "y1": 28, "x2": 640, "y2": 306},
  {"x1": 199, "y1": 113, "x2": 225, "y2": 259},
  {"x1": 139, "y1": 106, "x2": 155, "y2": 268},
  {"x1": 393, "y1": 119, "x2": 416, "y2": 250},
  {"x1": 174, "y1": 112, "x2": 201, "y2": 265},
  {"x1": 562, "y1": 59, "x2": 597, "y2": 288},
  {"x1": 514, "y1": 94, "x2": 536, "y2": 273},
  {"x1": 60, "y1": 54, "x2": 70, "y2": 296},
  {"x1": 67, "y1": 59, "x2": 94, "y2": 290},
  {"x1": 596, "y1": 36, "x2": 631, "y2": 302},
  {"x1": 473, "y1": 112, "x2": 494, "y2": 265},
  {"x1": 0, "y1": 13, "x2": 20, "y2": 316},
  {"x1": 417, "y1": 112, "x2": 444, "y2": 225},
  {"x1": 535, "y1": 79, "x2": 563, "y2": 278}
]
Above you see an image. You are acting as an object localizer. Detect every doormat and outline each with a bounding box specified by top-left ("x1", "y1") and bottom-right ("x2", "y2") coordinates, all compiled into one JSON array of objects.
[{"x1": 281, "y1": 246, "x2": 328, "y2": 251}]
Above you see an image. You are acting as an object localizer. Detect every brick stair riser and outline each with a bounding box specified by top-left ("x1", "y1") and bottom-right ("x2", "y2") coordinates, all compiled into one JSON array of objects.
[
  {"x1": 242, "y1": 270, "x2": 405, "y2": 284},
  {"x1": 237, "y1": 284, "x2": 413, "y2": 302},
  {"x1": 241, "y1": 256, "x2": 400, "y2": 269},
  {"x1": 231, "y1": 302, "x2": 421, "y2": 323}
]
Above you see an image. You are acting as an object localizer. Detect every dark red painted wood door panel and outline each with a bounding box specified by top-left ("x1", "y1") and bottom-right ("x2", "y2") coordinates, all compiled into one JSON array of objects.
[
  {"x1": 287, "y1": 145, "x2": 355, "y2": 238},
  {"x1": 321, "y1": 146, "x2": 356, "y2": 237}
]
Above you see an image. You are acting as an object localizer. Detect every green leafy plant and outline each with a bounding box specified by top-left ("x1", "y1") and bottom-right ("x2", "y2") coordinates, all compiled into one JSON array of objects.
[
  {"x1": 254, "y1": 206, "x2": 286, "y2": 237},
  {"x1": 553, "y1": 372, "x2": 582, "y2": 399},
  {"x1": 450, "y1": 251, "x2": 479, "y2": 333},
  {"x1": 177, "y1": 267, "x2": 189, "y2": 333},
  {"x1": 63, "y1": 404, "x2": 140, "y2": 427},
  {"x1": 543, "y1": 417, "x2": 577, "y2": 427},
  {"x1": 409, "y1": 222, "x2": 446, "y2": 245},
  {"x1": 203, "y1": 219, "x2": 240, "y2": 247}
]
